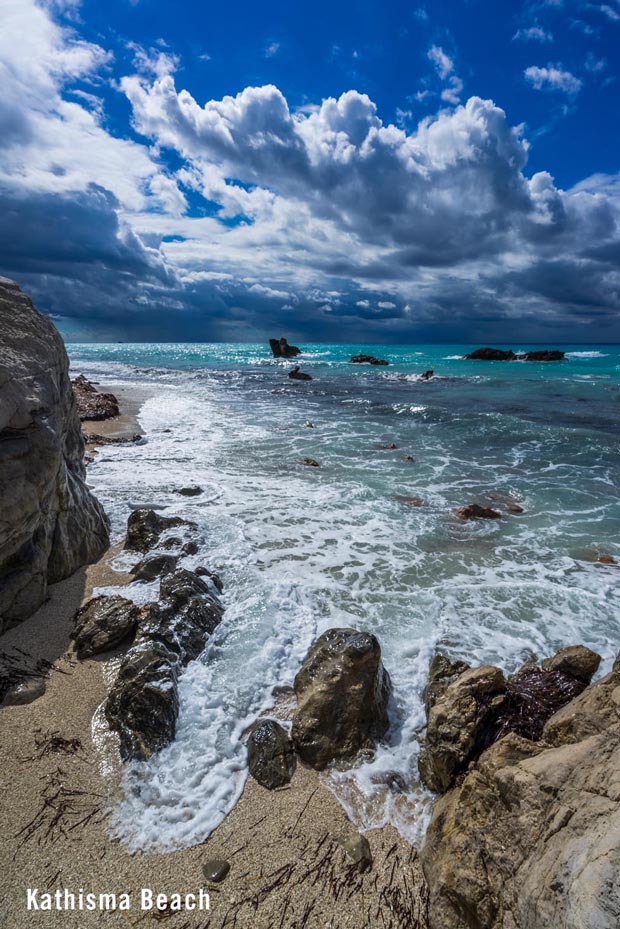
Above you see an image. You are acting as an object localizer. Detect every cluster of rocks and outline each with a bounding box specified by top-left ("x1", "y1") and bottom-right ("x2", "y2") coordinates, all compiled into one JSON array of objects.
[
  {"x1": 247, "y1": 628, "x2": 391, "y2": 789},
  {"x1": 72, "y1": 508, "x2": 224, "y2": 761},
  {"x1": 418, "y1": 646, "x2": 620, "y2": 929},
  {"x1": 350, "y1": 354, "x2": 389, "y2": 365},
  {"x1": 269, "y1": 337, "x2": 301, "y2": 358},
  {"x1": 71, "y1": 374, "x2": 120, "y2": 420},
  {"x1": 0, "y1": 278, "x2": 110, "y2": 632},
  {"x1": 288, "y1": 366, "x2": 312, "y2": 381},
  {"x1": 465, "y1": 347, "x2": 565, "y2": 362}
]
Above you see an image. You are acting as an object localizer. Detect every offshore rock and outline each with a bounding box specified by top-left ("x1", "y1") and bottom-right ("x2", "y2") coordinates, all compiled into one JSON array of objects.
[
  {"x1": 72, "y1": 595, "x2": 141, "y2": 659},
  {"x1": 269, "y1": 337, "x2": 301, "y2": 358},
  {"x1": 465, "y1": 347, "x2": 516, "y2": 361},
  {"x1": 71, "y1": 374, "x2": 120, "y2": 421},
  {"x1": 105, "y1": 569, "x2": 224, "y2": 760},
  {"x1": 350, "y1": 354, "x2": 389, "y2": 365},
  {"x1": 455, "y1": 503, "x2": 502, "y2": 520},
  {"x1": 291, "y1": 628, "x2": 391, "y2": 769},
  {"x1": 288, "y1": 366, "x2": 312, "y2": 380},
  {"x1": 124, "y1": 508, "x2": 187, "y2": 553},
  {"x1": 421, "y1": 662, "x2": 620, "y2": 929},
  {"x1": 0, "y1": 278, "x2": 109, "y2": 632},
  {"x1": 247, "y1": 719, "x2": 296, "y2": 789}
]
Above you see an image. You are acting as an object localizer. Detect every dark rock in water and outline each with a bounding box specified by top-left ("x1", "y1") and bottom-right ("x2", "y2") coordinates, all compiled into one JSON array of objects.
[
  {"x1": 72, "y1": 374, "x2": 120, "y2": 421},
  {"x1": 131, "y1": 554, "x2": 178, "y2": 582},
  {"x1": 247, "y1": 719, "x2": 296, "y2": 789},
  {"x1": 465, "y1": 347, "x2": 516, "y2": 361},
  {"x1": 124, "y1": 509, "x2": 187, "y2": 553},
  {"x1": 2, "y1": 677, "x2": 46, "y2": 706},
  {"x1": 378, "y1": 442, "x2": 398, "y2": 450},
  {"x1": 304, "y1": 420, "x2": 314, "y2": 428},
  {"x1": 507, "y1": 502, "x2": 524, "y2": 514},
  {"x1": 418, "y1": 665, "x2": 506, "y2": 793},
  {"x1": 301, "y1": 457, "x2": 320, "y2": 467},
  {"x1": 105, "y1": 638, "x2": 180, "y2": 761},
  {"x1": 519, "y1": 350, "x2": 565, "y2": 362},
  {"x1": 336, "y1": 833, "x2": 373, "y2": 872},
  {"x1": 420, "y1": 662, "x2": 619, "y2": 929},
  {"x1": 455, "y1": 503, "x2": 502, "y2": 520},
  {"x1": 290, "y1": 366, "x2": 310, "y2": 377},
  {"x1": 0, "y1": 278, "x2": 110, "y2": 632},
  {"x1": 541, "y1": 644, "x2": 601, "y2": 684},
  {"x1": 182, "y1": 540, "x2": 199, "y2": 556},
  {"x1": 202, "y1": 860, "x2": 230, "y2": 883},
  {"x1": 395, "y1": 495, "x2": 429, "y2": 507},
  {"x1": 420, "y1": 370, "x2": 434, "y2": 380},
  {"x1": 161, "y1": 536, "x2": 183, "y2": 550},
  {"x1": 194, "y1": 567, "x2": 224, "y2": 593},
  {"x1": 291, "y1": 628, "x2": 391, "y2": 770},
  {"x1": 82, "y1": 431, "x2": 142, "y2": 445},
  {"x1": 105, "y1": 568, "x2": 224, "y2": 760},
  {"x1": 72, "y1": 595, "x2": 141, "y2": 658},
  {"x1": 269, "y1": 337, "x2": 301, "y2": 358},
  {"x1": 350, "y1": 354, "x2": 389, "y2": 365},
  {"x1": 176, "y1": 486, "x2": 203, "y2": 497}
]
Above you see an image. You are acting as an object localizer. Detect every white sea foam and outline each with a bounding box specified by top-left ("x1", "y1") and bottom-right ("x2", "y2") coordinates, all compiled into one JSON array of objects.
[
  {"x1": 78, "y1": 361, "x2": 620, "y2": 852},
  {"x1": 566, "y1": 350, "x2": 608, "y2": 359}
]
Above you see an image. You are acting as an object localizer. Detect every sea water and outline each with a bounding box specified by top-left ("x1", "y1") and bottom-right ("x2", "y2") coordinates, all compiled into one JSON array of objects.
[{"x1": 66, "y1": 342, "x2": 620, "y2": 851}]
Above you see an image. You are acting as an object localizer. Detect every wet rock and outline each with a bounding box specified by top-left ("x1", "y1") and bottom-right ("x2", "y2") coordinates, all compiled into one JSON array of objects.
[
  {"x1": 131, "y1": 554, "x2": 178, "y2": 582},
  {"x1": 418, "y1": 664, "x2": 506, "y2": 793},
  {"x1": 301, "y1": 457, "x2": 320, "y2": 467},
  {"x1": 0, "y1": 279, "x2": 110, "y2": 632},
  {"x1": 377, "y1": 442, "x2": 398, "y2": 450},
  {"x1": 176, "y1": 485, "x2": 203, "y2": 496},
  {"x1": 288, "y1": 366, "x2": 312, "y2": 381},
  {"x1": 105, "y1": 569, "x2": 224, "y2": 760},
  {"x1": 336, "y1": 832, "x2": 373, "y2": 872},
  {"x1": 520, "y1": 349, "x2": 565, "y2": 361},
  {"x1": 455, "y1": 503, "x2": 502, "y2": 520},
  {"x1": 72, "y1": 595, "x2": 141, "y2": 659},
  {"x1": 304, "y1": 420, "x2": 314, "y2": 428},
  {"x1": 423, "y1": 653, "x2": 471, "y2": 715},
  {"x1": 247, "y1": 719, "x2": 296, "y2": 789},
  {"x1": 420, "y1": 369, "x2": 434, "y2": 380},
  {"x1": 182, "y1": 540, "x2": 199, "y2": 556},
  {"x1": 421, "y1": 664, "x2": 620, "y2": 929},
  {"x1": 2, "y1": 677, "x2": 46, "y2": 706},
  {"x1": 124, "y1": 509, "x2": 187, "y2": 553},
  {"x1": 350, "y1": 355, "x2": 389, "y2": 366},
  {"x1": 465, "y1": 347, "x2": 516, "y2": 361},
  {"x1": 291, "y1": 628, "x2": 391, "y2": 770},
  {"x1": 395, "y1": 495, "x2": 429, "y2": 507},
  {"x1": 71, "y1": 374, "x2": 120, "y2": 421},
  {"x1": 507, "y1": 502, "x2": 524, "y2": 513},
  {"x1": 194, "y1": 567, "x2": 224, "y2": 593},
  {"x1": 202, "y1": 860, "x2": 230, "y2": 883},
  {"x1": 105, "y1": 638, "x2": 180, "y2": 760},
  {"x1": 82, "y1": 431, "x2": 142, "y2": 445},
  {"x1": 269, "y1": 337, "x2": 301, "y2": 358},
  {"x1": 541, "y1": 645, "x2": 601, "y2": 684}
]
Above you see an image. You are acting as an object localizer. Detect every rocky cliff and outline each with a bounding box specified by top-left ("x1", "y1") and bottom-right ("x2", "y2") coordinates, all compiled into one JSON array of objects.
[{"x1": 0, "y1": 278, "x2": 110, "y2": 632}]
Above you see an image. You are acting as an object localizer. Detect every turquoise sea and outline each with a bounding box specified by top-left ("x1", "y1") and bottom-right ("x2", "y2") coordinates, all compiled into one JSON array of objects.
[{"x1": 66, "y1": 342, "x2": 620, "y2": 851}]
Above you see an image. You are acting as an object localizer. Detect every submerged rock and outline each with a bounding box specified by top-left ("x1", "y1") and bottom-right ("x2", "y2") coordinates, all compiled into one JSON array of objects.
[
  {"x1": 124, "y1": 509, "x2": 187, "y2": 553},
  {"x1": 0, "y1": 278, "x2": 109, "y2": 631},
  {"x1": 176, "y1": 485, "x2": 203, "y2": 497},
  {"x1": 288, "y1": 366, "x2": 312, "y2": 381},
  {"x1": 72, "y1": 374, "x2": 120, "y2": 421},
  {"x1": 291, "y1": 628, "x2": 391, "y2": 769},
  {"x1": 301, "y1": 457, "x2": 320, "y2": 467},
  {"x1": 72, "y1": 595, "x2": 141, "y2": 659},
  {"x1": 247, "y1": 719, "x2": 296, "y2": 789},
  {"x1": 350, "y1": 354, "x2": 389, "y2": 366},
  {"x1": 105, "y1": 568, "x2": 224, "y2": 760},
  {"x1": 194, "y1": 567, "x2": 224, "y2": 593},
  {"x1": 131, "y1": 553, "x2": 178, "y2": 582},
  {"x1": 455, "y1": 503, "x2": 502, "y2": 520},
  {"x1": 269, "y1": 337, "x2": 301, "y2": 358},
  {"x1": 421, "y1": 661, "x2": 620, "y2": 929}
]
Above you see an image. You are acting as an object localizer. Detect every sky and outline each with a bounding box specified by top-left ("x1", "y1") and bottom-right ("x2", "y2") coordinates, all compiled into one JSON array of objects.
[{"x1": 1, "y1": 0, "x2": 619, "y2": 343}]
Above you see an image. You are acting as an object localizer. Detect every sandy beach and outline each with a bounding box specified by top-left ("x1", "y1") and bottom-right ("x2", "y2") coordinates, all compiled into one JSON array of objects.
[{"x1": 1, "y1": 386, "x2": 428, "y2": 929}]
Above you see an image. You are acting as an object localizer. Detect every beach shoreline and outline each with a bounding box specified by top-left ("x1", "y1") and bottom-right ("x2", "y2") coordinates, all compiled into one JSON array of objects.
[{"x1": 1, "y1": 384, "x2": 429, "y2": 929}]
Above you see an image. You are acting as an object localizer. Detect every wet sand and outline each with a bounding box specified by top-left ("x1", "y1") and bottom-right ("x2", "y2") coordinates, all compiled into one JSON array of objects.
[{"x1": 1, "y1": 388, "x2": 428, "y2": 929}]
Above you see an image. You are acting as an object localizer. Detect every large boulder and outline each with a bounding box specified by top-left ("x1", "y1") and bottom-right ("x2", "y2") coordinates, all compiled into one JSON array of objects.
[
  {"x1": 465, "y1": 347, "x2": 516, "y2": 361},
  {"x1": 71, "y1": 374, "x2": 120, "y2": 421},
  {"x1": 247, "y1": 719, "x2": 296, "y2": 789},
  {"x1": 72, "y1": 595, "x2": 141, "y2": 658},
  {"x1": 269, "y1": 337, "x2": 301, "y2": 358},
  {"x1": 0, "y1": 278, "x2": 109, "y2": 632},
  {"x1": 291, "y1": 628, "x2": 391, "y2": 769},
  {"x1": 130, "y1": 553, "x2": 178, "y2": 582},
  {"x1": 105, "y1": 568, "x2": 224, "y2": 760},
  {"x1": 421, "y1": 662, "x2": 620, "y2": 929},
  {"x1": 124, "y1": 508, "x2": 187, "y2": 553},
  {"x1": 349, "y1": 354, "x2": 389, "y2": 366}
]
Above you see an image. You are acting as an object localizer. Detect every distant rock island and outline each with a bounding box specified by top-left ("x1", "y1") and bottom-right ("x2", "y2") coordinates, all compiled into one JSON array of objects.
[
  {"x1": 465, "y1": 347, "x2": 565, "y2": 361},
  {"x1": 269, "y1": 337, "x2": 301, "y2": 358}
]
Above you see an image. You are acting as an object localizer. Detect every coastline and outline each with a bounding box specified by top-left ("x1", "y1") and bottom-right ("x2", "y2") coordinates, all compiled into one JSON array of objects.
[{"x1": 1, "y1": 385, "x2": 429, "y2": 929}]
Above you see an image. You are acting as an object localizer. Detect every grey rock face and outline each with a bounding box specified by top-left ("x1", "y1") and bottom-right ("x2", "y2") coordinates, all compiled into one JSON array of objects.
[
  {"x1": 72, "y1": 595, "x2": 141, "y2": 658},
  {"x1": 0, "y1": 278, "x2": 109, "y2": 632},
  {"x1": 247, "y1": 719, "x2": 296, "y2": 789},
  {"x1": 105, "y1": 568, "x2": 224, "y2": 760},
  {"x1": 291, "y1": 628, "x2": 391, "y2": 769}
]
